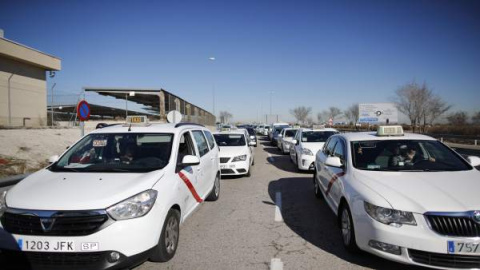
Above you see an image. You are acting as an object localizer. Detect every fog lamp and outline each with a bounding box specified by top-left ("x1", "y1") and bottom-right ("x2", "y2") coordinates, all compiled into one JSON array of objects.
[
  {"x1": 368, "y1": 240, "x2": 401, "y2": 255},
  {"x1": 108, "y1": 251, "x2": 121, "y2": 263}
]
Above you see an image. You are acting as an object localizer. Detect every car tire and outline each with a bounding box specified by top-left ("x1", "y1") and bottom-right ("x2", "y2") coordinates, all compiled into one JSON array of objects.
[
  {"x1": 150, "y1": 209, "x2": 180, "y2": 262},
  {"x1": 340, "y1": 204, "x2": 359, "y2": 253},
  {"x1": 252, "y1": 158, "x2": 255, "y2": 166},
  {"x1": 246, "y1": 164, "x2": 251, "y2": 177},
  {"x1": 206, "y1": 174, "x2": 220, "y2": 201},
  {"x1": 313, "y1": 171, "x2": 322, "y2": 199}
]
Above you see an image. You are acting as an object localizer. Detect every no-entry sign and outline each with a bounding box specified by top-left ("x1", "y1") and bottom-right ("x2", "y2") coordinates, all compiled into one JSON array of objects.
[{"x1": 77, "y1": 100, "x2": 91, "y2": 121}]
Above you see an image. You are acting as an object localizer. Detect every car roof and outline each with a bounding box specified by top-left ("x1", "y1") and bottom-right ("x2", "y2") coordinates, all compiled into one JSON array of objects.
[
  {"x1": 213, "y1": 130, "x2": 246, "y2": 135},
  {"x1": 338, "y1": 131, "x2": 437, "y2": 142},
  {"x1": 90, "y1": 122, "x2": 208, "y2": 135},
  {"x1": 299, "y1": 128, "x2": 338, "y2": 132}
]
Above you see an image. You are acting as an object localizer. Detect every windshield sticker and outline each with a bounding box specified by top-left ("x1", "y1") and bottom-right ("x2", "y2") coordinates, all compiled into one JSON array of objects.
[
  {"x1": 302, "y1": 137, "x2": 307, "y2": 142},
  {"x1": 367, "y1": 164, "x2": 381, "y2": 170},
  {"x1": 359, "y1": 142, "x2": 377, "y2": 148},
  {"x1": 93, "y1": 140, "x2": 108, "y2": 147}
]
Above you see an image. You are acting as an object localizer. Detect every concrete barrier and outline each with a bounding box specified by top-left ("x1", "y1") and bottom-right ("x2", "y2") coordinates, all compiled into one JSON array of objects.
[{"x1": 0, "y1": 173, "x2": 30, "y2": 188}]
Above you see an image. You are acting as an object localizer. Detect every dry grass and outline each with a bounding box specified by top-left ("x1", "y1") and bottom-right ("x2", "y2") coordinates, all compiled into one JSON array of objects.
[{"x1": 0, "y1": 155, "x2": 48, "y2": 178}]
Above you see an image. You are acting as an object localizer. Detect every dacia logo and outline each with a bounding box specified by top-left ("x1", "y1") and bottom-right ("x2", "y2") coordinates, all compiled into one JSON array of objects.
[
  {"x1": 472, "y1": 211, "x2": 480, "y2": 223},
  {"x1": 40, "y1": 218, "x2": 55, "y2": 232}
]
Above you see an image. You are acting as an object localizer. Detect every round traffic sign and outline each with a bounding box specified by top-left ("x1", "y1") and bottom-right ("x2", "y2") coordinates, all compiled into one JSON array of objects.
[{"x1": 77, "y1": 100, "x2": 91, "y2": 121}]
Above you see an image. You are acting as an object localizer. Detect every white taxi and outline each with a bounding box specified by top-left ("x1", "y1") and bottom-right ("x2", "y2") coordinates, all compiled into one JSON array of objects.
[
  {"x1": 314, "y1": 126, "x2": 480, "y2": 269},
  {"x1": 290, "y1": 128, "x2": 338, "y2": 171},
  {"x1": 277, "y1": 128, "x2": 298, "y2": 154},
  {"x1": 213, "y1": 130, "x2": 255, "y2": 177},
  {"x1": 0, "y1": 116, "x2": 221, "y2": 269}
]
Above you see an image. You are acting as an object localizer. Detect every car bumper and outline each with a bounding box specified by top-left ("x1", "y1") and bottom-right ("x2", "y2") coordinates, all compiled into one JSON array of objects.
[
  {"x1": 220, "y1": 160, "x2": 249, "y2": 175},
  {"x1": 282, "y1": 143, "x2": 291, "y2": 153},
  {"x1": 355, "y1": 211, "x2": 480, "y2": 269},
  {"x1": 0, "y1": 204, "x2": 167, "y2": 270},
  {"x1": 298, "y1": 154, "x2": 315, "y2": 170}
]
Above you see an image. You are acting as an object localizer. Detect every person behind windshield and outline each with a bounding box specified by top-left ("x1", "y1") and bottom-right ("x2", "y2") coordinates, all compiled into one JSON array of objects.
[
  {"x1": 121, "y1": 144, "x2": 136, "y2": 164},
  {"x1": 389, "y1": 146, "x2": 405, "y2": 166}
]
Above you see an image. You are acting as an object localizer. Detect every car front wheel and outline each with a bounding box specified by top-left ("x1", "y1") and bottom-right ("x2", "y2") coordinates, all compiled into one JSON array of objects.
[
  {"x1": 313, "y1": 171, "x2": 322, "y2": 199},
  {"x1": 340, "y1": 204, "x2": 359, "y2": 252},
  {"x1": 150, "y1": 209, "x2": 180, "y2": 262},
  {"x1": 206, "y1": 174, "x2": 220, "y2": 201}
]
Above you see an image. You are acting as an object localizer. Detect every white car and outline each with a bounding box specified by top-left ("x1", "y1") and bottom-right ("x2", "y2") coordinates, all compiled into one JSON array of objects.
[
  {"x1": 213, "y1": 131, "x2": 255, "y2": 177},
  {"x1": 314, "y1": 126, "x2": 480, "y2": 269},
  {"x1": 290, "y1": 128, "x2": 338, "y2": 171},
  {"x1": 0, "y1": 116, "x2": 221, "y2": 269},
  {"x1": 277, "y1": 128, "x2": 298, "y2": 154}
]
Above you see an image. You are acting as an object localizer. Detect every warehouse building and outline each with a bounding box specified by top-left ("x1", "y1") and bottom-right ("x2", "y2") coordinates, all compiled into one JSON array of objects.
[{"x1": 0, "y1": 30, "x2": 61, "y2": 127}]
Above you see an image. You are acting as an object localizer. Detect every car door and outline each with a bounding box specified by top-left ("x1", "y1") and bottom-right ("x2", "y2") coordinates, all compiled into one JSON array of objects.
[
  {"x1": 320, "y1": 137, "x2": 346, "y2": 210},
  {"x1": 318, "y1": 137, "x2": 338, "y2": 193},
  {"x1": 291, "y1": 130, "x2": 301, "y2": 163},
  {"x1": 191, "y1": 130, "x2": 213, "y2": 197},
  {"x1": 176, "y1": 131, "x2": 200, "y2": 213},
  {"x1": 203, "y1": 129, "x2": 219, "y2": 179}
]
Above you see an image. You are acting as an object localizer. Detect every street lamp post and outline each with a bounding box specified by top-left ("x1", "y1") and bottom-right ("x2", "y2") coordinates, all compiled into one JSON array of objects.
[
  {"x1": 51, "y1": 83, "x2": 56, "y2": 126},
  {"x1": 209, "y1": 57, "x2": 216, "y2": 118},
  {"x1": 269, "y1": 91, "x2": 274, "y2": 123}
]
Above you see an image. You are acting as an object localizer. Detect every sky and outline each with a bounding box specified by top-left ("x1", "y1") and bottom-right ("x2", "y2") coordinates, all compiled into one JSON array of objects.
[{"x1": 1, "y1": 0, "x2": 479, "y2": 123}]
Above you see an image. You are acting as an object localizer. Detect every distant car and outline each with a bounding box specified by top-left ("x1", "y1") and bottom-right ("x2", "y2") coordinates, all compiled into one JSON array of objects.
[
  {"x1": 246, "y1": 127, "x2": 257, "y2": 147},
  {"x1": 277, "y1": 128, "x2": 298, "y2": 154},
  {"x1": 262, "y1": 126, "x2": 271, "y2": 136},
  {"x1": 213, "y1": 131, "x2": 255, "y2": 177},
  {"x1": 314, "y1": 126, "x2": 480, "y2": 269},
  {"x1": 256, "y1": 124, "x2": 267, "y2": 135},
  {"x1": 270, "y1": 124, "x2": 290, "y2": 146},
  {"x1": 290, "y1": 128, "x2": 339, "y2": 170}
]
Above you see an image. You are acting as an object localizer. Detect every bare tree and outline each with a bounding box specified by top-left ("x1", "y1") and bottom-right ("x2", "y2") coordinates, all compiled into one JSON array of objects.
[
  {"x1": 394, "y1": 81, "x2": 440, "y2": 132},
  {"x1": 329, "y1": 107, "x2": 342, "y2": 122},
  {"x1": 446, "y1": 111, "x2": 468, "y2": 125},
  {"x1": 422, "y1": 95, "x2": 451, "y2": 131},
  {"x1": 344, "y1": 103, "x2": 359, "y2": 126},
  {"x1": 290, "y1": 106, "x2": 311, "y2": 124},
  {"x1": 317, "y1": 110, "x2": 329, "y2": 124},
  {"x1": 472, "y1": 111, "x2": 480, "y2": 125},
  {"x1": 219, "y1": 111, "x2": 233, "y2": 124}
]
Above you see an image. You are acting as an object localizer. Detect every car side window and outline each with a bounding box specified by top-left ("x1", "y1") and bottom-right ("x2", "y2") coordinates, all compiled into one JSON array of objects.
[
  {"x1": 203, "y1": 130, "x2": 216, "y2": 150},
  {"x1": 324, "y1": 138, "x2": 337, "y2": 156},
  {"x1": 192, "y1": 130, "x2": 210, "y2": 157},
  {"x1": 177, "y1": 132, "x2": 196, "y2": 164},
  {"x1": 333, "y1": 139, "x2": 345, "y2": 164},
  {"x1": 295, "y1": 131, "x2": 301, "y2": 141}
]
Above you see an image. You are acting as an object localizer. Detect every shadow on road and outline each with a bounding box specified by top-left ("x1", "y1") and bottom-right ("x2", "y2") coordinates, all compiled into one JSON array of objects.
[{"x1": 267, "y1": 177, "x2": 426, "y2": 270}]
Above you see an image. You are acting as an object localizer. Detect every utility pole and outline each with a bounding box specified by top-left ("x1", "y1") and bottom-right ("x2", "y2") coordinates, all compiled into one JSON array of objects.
[
  {"x1": 7, "y1": 73, "x2": 14, "y2": 126},
  {"x1": 209, "y1": 57, "x2": 216, "y2": 117}
]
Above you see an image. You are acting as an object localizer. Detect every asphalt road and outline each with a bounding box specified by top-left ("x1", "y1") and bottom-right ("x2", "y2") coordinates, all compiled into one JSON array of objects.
[{"x1": 135, "y1": 137, "x2": 426, "y2": 270}]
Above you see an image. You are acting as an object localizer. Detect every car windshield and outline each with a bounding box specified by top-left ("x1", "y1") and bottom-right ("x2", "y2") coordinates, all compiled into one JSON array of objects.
[
  {"x1": 285, "y1": 129, "x2": 297, "y2": 138},
  {"x1": 351, "y1": 140, "x2": 472, "y2": 172},
  {"x1": 302, "y1": 131, "x2": 337, "y2": 142},
  {"x1": 50, "y1": 133, "x2": 174, "y2": 173},
  {"x1": 274, "y1": 125, "x2": 289, "y2": 132},
  {"x1": 247, "y1": 128, "x2": 255, "y2": 135},
  {"x1": 214, "y1": 134, "x2": 246, "y2": 146}
]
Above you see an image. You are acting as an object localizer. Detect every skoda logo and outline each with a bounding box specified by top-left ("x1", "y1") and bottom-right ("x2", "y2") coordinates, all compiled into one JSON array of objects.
[
  {"x1": 40, "y1": 218, "x2": 56, "y2": 232},
  {"x1": 472, "y1": 211, "x2": 480, "y2": 223}
]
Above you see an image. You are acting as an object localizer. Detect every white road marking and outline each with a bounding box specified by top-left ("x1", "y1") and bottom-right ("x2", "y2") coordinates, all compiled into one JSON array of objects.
[
  {"x1": 270, "y1": 258, "x2": 284, "y2": 270},
  {"x1": 275, "y1": 192, "x2": 283, "y2": 222}
]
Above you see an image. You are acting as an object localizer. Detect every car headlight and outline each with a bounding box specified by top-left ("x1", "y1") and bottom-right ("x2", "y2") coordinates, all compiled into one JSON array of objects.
[
  {"x1": 232, "y1": 155, "x2": 247, "y2": 162},
  {"x1": 302, "y1": 148, "x2": 314, "y2": 156},
  {"x1": 107, "y1": 190, "x2": 157, "y2": 220},
  {"x1": 0, "y1": 191, "x2": 7, "y2": 217},
  {"x1": 364, "y1": 201, "x2": 416, "y2": 227}
]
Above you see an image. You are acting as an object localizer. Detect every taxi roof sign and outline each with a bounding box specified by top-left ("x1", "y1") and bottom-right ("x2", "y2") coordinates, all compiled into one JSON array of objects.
[
  {"x1": 125, "y1": 115, "x2": 149, "y2": 126},
  {"x1": 377, "y1": 125, "x2": 404, "y2": 136}
]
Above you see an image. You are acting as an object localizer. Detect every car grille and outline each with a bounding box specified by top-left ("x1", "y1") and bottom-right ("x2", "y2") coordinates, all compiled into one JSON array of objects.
[
  {"x1": 409, "y1": 249, "x2": 480, "y2": 269},
  {"x1": 221, "y1": 169, "x2": 235, "y2": 174},
  {"x1": 220, "y1": 157, "x2": 230, "y2": 163},
  {"x1": 426, "y1": 214, "x2": 480, "y2": 237},
  {"x1": 0, "y1": 250, "x2": 110, "y2": 268},
  {"x1": 1, "y1": 211, "x2": 110, "y2": 236}
]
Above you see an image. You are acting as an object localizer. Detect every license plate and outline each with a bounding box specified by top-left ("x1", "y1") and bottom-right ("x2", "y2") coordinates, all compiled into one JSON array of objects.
[
  {"x1": 220, "y1": 164, "x2": 235, "y2": 169},
  {"x1": 448, "y1": 241, "x2": 480, "y2": 254},
  {"x1": 18, "y1": 239, "x2": 75, "y2": 252}
]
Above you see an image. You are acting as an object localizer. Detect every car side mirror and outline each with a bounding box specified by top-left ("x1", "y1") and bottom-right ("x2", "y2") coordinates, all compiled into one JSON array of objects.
[
  {"x1": 278, "y1": 134, "x2": 283, "y2": 138},
  {"x1": 325, "y1": 156, "x2": 343, "y2": 168},
  {"x1": 48, "y1": 155, "x2": 59, "y2": 164},
  {"x1": 291, "y1": 139, "x2": 298, "y2": 145},
  {"x1": 181, "y1": 155, "x2": 200, "y2": 166},
  {"x1": 249, "y1": 141, "x2": 256, "y2": 146},
  {"x1": 467, "y1": 156, "x2": 480, "y2": 167}
]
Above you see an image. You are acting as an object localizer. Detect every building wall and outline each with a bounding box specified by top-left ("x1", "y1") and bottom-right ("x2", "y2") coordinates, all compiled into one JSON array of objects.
[
  {"x1": 160, "y1": 91, "x2": 216, "y2": 126},
  {"x1": 0, "y1": 57, "x2": 47, "y2": 126}
]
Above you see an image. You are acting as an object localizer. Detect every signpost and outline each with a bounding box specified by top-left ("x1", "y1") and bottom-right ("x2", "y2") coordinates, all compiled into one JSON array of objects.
[{"x1": 77, "y1": 100, "x2": 91, "y2": 136}]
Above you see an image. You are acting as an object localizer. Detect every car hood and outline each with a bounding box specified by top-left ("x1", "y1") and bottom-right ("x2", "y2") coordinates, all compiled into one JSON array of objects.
[
  {"x1": 6, "y1": 169, "x2": 164, "y2": 210},
  {"x1": 302, "y1": 142, "x2": 325, "y2": 155},
  {"x1": 219, "y1": 146, "x2": 247, "y2": 158},
  {"x1": 355, "y1": 169, "x2": 480, "y2": 213},
  {"x1": 283, "y1": 137, "x2": 294, "y2": 143}
]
